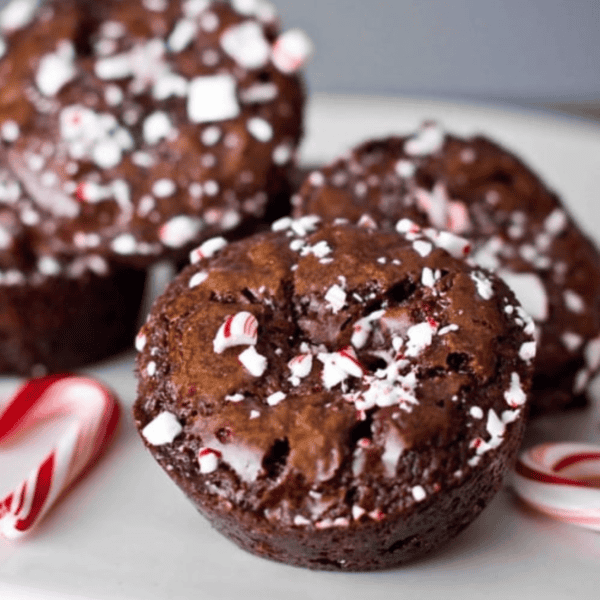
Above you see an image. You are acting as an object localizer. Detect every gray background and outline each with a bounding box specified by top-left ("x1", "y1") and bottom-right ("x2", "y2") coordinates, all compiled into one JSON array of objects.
[{"x1": 274, "y1": 0, "x2": 600, "y2": 103}]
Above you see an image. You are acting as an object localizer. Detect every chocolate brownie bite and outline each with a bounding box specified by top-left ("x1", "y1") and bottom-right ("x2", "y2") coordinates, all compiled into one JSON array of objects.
[
  {"x1": 134, "y1": 217, "x2": 535, "y2": 570},
  {"x1": 0, "y1": 0, "x2": 309, "y2": 267},
  {"x1": 0, "y1": 0, "x2": 309, "y2": 373},
  {"x1": 293, "y1": 123, "x2": 600, "y2": 414}
]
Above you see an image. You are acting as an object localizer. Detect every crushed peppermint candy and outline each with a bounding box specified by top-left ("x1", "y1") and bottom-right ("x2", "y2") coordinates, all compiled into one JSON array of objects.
[
  {"x1": 35, "y1": 41, "x2": 77, "y2": 97},
  {"x1": 198, "y1": 447, "x2": 221, "y2": 473},
  {"x1": 404, "y1": 122, "x2": 444, "y2": 156},
  {"x1": 159, "y1": 216, "x2": 202, "y2": 248},
  {"x1": 518, "y1": 341, "x2": 537, "y2": 363},
  {"x1": 189, "y1": 271, "x2": 209, "y2": 288},
  {"x1": 220, "y1": 21, "x2": 270, "y2": 69},
  {"x1": 470, "y1": 271, "x2": 494, "y2": 300},
  {"x1": 324, "y1": 284, "x2": 347, "y2": 313},
  {"x1": 504, "y1": 372, "x2": 527, "y2": 408},
  {"x1": 190, "y1": 236, "x2": 228, "y2": 263},
  {"x1": 238, "y1": 346, "x2": 267, "y2": 377},
  {"x1": 412, "y1": 485, "x2": 427, "y2": 502},
  {"x1": 405, "y1": 322, "x2": 435, "y2": 357},
  {"x1": 142, "y1": 411, "x2": 182, "y2": 445},
  {"x1": 187, "y1": 74, "x2": 240, "y2": 123},
  {"x1": 271, "y1": 28, "x2": 313, "y2": 73},
  {"x1": 288, "y1": 354, "x2": 313, "y2": 385},
  {"x1": 266, "y1": 391, "x2": 286, "y2": 406},
  {"x1": 318, "y1": 346, "x2": 364, "y2": 389},
  {"x1": 213, "y1": 311, "x2": 258, "y2": 353},
  {"x1": 247, "y1": 117, "x2": 273, "y2": 142}
]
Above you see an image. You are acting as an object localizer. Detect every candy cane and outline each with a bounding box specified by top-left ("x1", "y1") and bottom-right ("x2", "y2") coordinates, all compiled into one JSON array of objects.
[
  {"x1": 512, "y1": 442, "x2": 600, "y2": 531},
  {"x1": 0, "y1": 374, "x2": 120, "y2": 539}
]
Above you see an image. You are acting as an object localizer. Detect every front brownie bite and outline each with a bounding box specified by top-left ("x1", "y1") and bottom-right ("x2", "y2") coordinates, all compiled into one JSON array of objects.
[
  {"x1": 134, "y1": 217, "x2": 535, "y2": 570},
  {"x1": 0, "y1": 0, "x2": 309, "y2": 268},
  {"x1": 293, "y1": 124, "x2": 600, "y2": 414}
]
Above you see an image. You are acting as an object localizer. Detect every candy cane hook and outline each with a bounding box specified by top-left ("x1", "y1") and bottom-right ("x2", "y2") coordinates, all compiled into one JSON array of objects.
[
  {"x1": 0, "y1": 375, "x2": 120, "y2": 539},
  {"x1": 512, "y1": 442, "x2": 600, "y2": 531}
]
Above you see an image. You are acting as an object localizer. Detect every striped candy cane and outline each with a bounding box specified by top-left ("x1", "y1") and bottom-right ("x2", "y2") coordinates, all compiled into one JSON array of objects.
[
  {"x1": 0, "y1": 374, "x2": 120, "y2": 539},
  {"x1": 512, "y1": 442, "x2": 600, "y2": 531}
]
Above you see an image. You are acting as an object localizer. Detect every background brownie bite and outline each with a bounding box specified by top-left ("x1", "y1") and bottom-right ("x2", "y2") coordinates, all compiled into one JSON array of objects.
[
  {"x1": 134, "y1": 218, "x2": 534, "y2": 570},
  {"x1": 293, "y1": 124, "x2": 600, "y2": 414},
  {"x1": 0, "y1": 0, "x2": 308, "y2": 267},
  {"x1": 0, "y1": 0, "x2": 309, "y2": 373}
]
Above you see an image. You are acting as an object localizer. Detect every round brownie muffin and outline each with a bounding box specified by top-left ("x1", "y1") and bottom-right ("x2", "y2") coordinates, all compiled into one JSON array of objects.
[
  {"x1": 293, "y1": 123, "x2": 600, "y2": 415},
  {"x1": 0, "y1": 0, "x2": 308, "y2": 373},
  {"x1": 0, "y1": 0, "x2": 308, "y2": 267},
  {"x1": 134, "y1": 216, "x2": 535, "y2": 570}
]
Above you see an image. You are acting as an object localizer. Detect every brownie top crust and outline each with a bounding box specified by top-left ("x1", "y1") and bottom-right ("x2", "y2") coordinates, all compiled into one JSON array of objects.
[
  {"x1": 135, "y1": 217, "x2": 534, "y2": 526},
  {"x1": 0, "y1": 0, "x2": 308, "y2": 274}
]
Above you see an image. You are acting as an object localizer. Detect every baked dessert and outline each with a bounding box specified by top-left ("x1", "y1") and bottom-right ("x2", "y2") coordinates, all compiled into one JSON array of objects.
[
  {"x1": 0, "y1": 0, "x2": 309, "y2": 373},
  {"x1": 134, "y1": 217, "x2": 535, "y2": 570},
  {"x1": 293, "y1": 124, "x2": 600, "y2": 414},
  {"x1": 0, "y1": 0, "x2": 308, "y2": 266}
]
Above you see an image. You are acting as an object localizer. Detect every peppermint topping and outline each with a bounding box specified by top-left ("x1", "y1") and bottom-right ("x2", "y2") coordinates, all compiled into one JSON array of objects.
[
  {"x1": 168, "y1": 18, "x2": 198, "y2": 52},
  {"x1": 266, "y1": 391, "x2": 286, "y2": 406},
  {"x1": 213, "y1": 311, "x2": 258, "y2": 353},
  {"x1": 35, "y1": 42, "x2": 77, "y2": 97},
  {"x1": 190, "y1": 236, "x2": 228, "y2": 262},
  {"x1": 404, "y1": 123, "x2": 444, "y2": 156},
  {"x1": 238, "y1": 346, "x2": 267, "y2": 377},
  {"x1": 519, "y1": 341, "x2": 537, "y2": 363},
  {"x1": 135, "y1": 332, "x2": 147, "y2": 352},
  {"x1": 563, "y1": 289, "x2": 585, "y2": 314},
  {"x1": 198, "y1": 447, "x2": 221, "y2": 473},
  {"x1": 187, "y1": 74, "x2": 240, "y2": 123},
  {"x1": 189, "y1": 271, "x2": 209, "y2": 288},
  {"x1": 0, "y1": 0, "x2": 39, "y2": 32},
  {"x1": 159, "y1": 216, "x2": 202, "y2": 248},
  {"x1": 220, "y1": 21, "x2": 270, "y2": 69},
  {"x1": 247, "y1": 117, "x2": 273, "y2": 142},
  {"x1": 504, "y1": 372, "x2": 527, "y2": 408},
  {"x1": 324, "y1": 284, "x2": 347, "y2": 313},
  {"x1": 288, "y1": 354, "x2": 313, "y2": 385},
  {"x1": 470, "y1": 271, "x2": 494, "y2": 300},
  {"x1": 143, "y1": 111, "x2": 174, "y2": 145},
  {"x1": 351, "y1": 310, "x2": 386, "y2": 349},
  {"x1": 59, "y1": 105, "x2": 134, "y2": 169},
  {"x1": 318, "y1": 346, "x2": 364, "y2": 389},
  {"x1": 271, "y1": 29, "x2": 313, "y2": 73},
  {"x1": 405, "y1": 322, "x2": 434, "y2": 357},
  {"x1": 412, "y1": 485, "x2": 427, "y2": 502},
  {"x1": 142, "y1": 412, "x2": 182, "y2": 445}
]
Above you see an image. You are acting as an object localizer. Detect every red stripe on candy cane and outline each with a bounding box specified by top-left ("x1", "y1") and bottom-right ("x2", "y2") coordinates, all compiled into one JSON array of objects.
[
  {"x1": 512, "y1": 442, "x2": 600, "y2": 531},
  {"x1": 0, "y1": 374, "x2": 120, "y2": 539}
]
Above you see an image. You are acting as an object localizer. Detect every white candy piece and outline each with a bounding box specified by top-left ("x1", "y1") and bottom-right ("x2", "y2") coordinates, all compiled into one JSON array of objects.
[
  {"x1": 159, "y1": 216, "x2": 202, "y2": 248},
  {"x1": 288, "y1": 354, "x2": 313, "y2": 385},
  {"x1": 504, "y1": 372, "x2": 527, "y2": 408},
  {"x1": 213, "y1": 311, "x2": 258, "y2": 353},
  {"x1": 324, "y1": 284, "x2": 347, "y2": 313},
  {"x1": 190, "y1": 236, "x2": 228, "y2": 263},
  {"x1": 198, "y1": 448, "x2": 221, "y2": 474},
  {"x1": 187, "y1": 74, "x2": 240, "y2": 123},
  {"x1": 220, "y1": 21, "x2": 270, "y2": 69},
  {"x1": 404, "y1": 123, "x2": 444, "y2": 156},
  {"x1": 238, "y1": 346, "x2": 267, "y2": 377},
  {"x1": 35, "y1": 42, "x2": 76, "y2": 97},
  {"x1": 142, "y1": 412, "x2": 182, "y2": 445},
  {"x1": 271, "y1": 29, "x2": 313, "y2": 73}
]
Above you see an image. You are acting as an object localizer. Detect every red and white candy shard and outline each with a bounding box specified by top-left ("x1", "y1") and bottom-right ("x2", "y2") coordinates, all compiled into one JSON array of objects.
[
  {"x1": 213, "y1": 311, "x2": 258, "y2": 353},
  {"x1": 512, "y1": 442, "x2": 600, "y2": 531},
  {"x1": 0, "y1": 374, "x2": 120, "y2": 539}
]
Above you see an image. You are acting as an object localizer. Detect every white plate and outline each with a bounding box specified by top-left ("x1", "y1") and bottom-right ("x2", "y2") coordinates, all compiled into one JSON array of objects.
[{"x1": 1, "y1": 94, "x2": 600, "y2": 599}]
